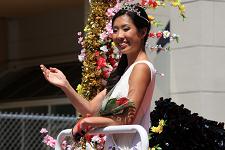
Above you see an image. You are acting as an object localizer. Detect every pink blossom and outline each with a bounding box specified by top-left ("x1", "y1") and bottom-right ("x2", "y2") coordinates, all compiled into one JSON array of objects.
[
  {"x1": 40, "y1": 128, "x2": 48, "y2": 134},
  {"x1": 113, "y1": 3, "x2": 121, "y2": 13},
  {"x1": 43, "y1": 135, "x2": 56, "y2": 148},
  {"x1": 78, "y1": 53, "x2": 86, "y2": 62},
  {"x1": 106, "y1": 8, "x2": 115, "y2": 17},
  {"x1": 78, "y1": 37, "x2": 83, "y2": 44},
  {"x1": 77, "y1": 32, "x2": 82, "y2": 36},
  {"x1": 106, "y1": 3, "x2": 121, "y2": 17},
  {"x1": 100, "y1": 32, "x2": 108, "y2": 41},
  {"x1": 105, "y1": 21, "x2": 113, "y2": 34}
]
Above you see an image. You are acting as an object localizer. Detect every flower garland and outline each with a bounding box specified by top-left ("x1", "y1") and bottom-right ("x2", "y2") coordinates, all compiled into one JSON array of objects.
[{"x1": 76, "y1": 0, "x2": 118, "y2": 100}]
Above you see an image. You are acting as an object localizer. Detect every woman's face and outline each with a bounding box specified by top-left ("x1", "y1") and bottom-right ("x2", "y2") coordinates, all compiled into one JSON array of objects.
[{"x1": 112, "y1": 14, "x2": 144, "y2": 55}]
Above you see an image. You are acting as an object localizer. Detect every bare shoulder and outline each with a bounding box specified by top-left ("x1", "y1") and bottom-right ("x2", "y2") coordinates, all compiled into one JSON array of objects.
[
  {"x1": 132, "y1": 62, "x2": 151, "y2": 76},
  {"x1": 129, "y1": 62, "x2": 151, "y2": 84}
]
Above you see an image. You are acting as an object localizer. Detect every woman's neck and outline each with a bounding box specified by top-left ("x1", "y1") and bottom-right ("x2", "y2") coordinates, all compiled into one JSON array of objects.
[{"x1": 126, "y1": 49, "x2": 148, "y2": 67}]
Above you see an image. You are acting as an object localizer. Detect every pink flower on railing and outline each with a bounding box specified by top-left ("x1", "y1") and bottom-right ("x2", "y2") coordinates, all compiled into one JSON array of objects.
[
  {"x1": 40, "y1": 128, "x2": 48, "y2": 134},
  {"x1": 40, "y1": 128, "x2": 57, "y2": 148},
  {"x1": 43, "y1": 135, "x2": 57, "y2": 148}
]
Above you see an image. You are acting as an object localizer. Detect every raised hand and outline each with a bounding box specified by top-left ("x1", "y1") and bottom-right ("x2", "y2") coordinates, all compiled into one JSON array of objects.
[{"x1": 40, "y1": 64, "x2": 68, "y2": 88}]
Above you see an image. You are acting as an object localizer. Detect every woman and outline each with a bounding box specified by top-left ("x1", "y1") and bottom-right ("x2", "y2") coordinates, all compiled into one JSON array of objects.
[{"x1": 40, "y1": 4, "x2": 156, "y2": 149}]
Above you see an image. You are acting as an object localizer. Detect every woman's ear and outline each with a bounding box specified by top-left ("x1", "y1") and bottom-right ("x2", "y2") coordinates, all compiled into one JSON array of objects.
[{"x1": 139, "y1": 27, "x2": 148, "y2": 39}]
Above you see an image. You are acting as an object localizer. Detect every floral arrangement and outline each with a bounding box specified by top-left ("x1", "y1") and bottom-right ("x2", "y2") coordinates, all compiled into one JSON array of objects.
[
  {"x1": 149, "y1": 97, "x2": 225, "y2": 150},
  {"x1": 40, "y1": 128, "x2": 57, "y2": 148},
  {"x1": 40, "y1": 127, "x2": 106, "y2": 150},
  {"x1": 76, "y1": 0, "x2": 186, "y2": 100}
]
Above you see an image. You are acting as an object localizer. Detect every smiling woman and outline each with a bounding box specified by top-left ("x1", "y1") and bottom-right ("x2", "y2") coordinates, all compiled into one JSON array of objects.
[{"x1": 40, "y1": 3, "x2": 156, "y2": 150}]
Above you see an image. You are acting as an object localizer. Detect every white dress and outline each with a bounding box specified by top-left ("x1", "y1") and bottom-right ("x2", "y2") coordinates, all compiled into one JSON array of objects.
[{"x1": 102, "y1": 60, "x2": 156, "y2": 150}]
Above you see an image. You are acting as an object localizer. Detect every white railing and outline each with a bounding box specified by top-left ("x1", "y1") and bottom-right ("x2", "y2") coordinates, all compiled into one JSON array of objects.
[{"x1": 55, "y1": 125, "x2": 149, "y2": 150}]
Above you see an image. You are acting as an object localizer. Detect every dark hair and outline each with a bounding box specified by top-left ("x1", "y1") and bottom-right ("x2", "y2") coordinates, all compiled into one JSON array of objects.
[{"x1": 105, "y1": 4, "x2": 151, "y2": 93}]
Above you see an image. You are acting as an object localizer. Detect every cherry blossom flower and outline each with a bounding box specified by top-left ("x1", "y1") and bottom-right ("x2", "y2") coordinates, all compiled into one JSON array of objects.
[
  {"x1": 78, "y1": 37, "x2": 83, "y2": 44},
  {"x1": 77, "y1": 32, "x2": 82, "y2": 36},
  {"x1": 99, "y1": 31, "x2": 108, "y2": 41},
  {"x1": 43, "y1": 135, "x2": 57, "y2": 148},
  {"x1": 40, "y1": 128, "x2": 48, "y2": 134}
]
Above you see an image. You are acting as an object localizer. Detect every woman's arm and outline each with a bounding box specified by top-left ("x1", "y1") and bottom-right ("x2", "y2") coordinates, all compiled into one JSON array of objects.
[
  {"x1": 61, "y1": 82, "x2": 106, "y2": 116},
  {"x1": 72, "y1": 116, "x2": 119, "y2": 135},
  {"x1": 127, "y1": 63, "x2": 151, "y2": 113},
  {"x1": 40, "y1": 64, "x2": 106, "y2": 116}
]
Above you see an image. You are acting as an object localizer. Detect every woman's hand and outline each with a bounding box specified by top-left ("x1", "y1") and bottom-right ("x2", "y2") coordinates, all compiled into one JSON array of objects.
[
  {"x1": 72, "y1": 118, "x2": 91, "y2": 142},
  {"x1": 40, "y1": 64, "x2": 68, "y2": 88}
]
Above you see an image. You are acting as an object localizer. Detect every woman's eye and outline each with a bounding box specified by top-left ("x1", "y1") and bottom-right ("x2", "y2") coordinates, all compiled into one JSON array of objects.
[
  {"x1": 123, "y1": 28, "x2": 130, "y2": 32},
  {"x1": 113, "y1": 29, "x2": 118, "y2": 33}
]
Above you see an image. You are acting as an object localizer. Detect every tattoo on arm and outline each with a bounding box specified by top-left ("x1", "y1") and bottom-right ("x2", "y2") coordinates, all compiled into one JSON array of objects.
[{"x1": 109, "y1": 106, "x2": 136, "y2": 125}]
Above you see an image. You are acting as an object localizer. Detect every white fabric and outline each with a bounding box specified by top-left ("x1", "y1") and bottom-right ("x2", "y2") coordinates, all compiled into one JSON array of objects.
[{"x1": 103, "y1": 60, "x2": 156, "y2": 150}]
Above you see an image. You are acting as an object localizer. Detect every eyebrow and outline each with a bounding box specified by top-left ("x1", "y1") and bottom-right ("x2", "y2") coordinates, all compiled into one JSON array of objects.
[{"x1": 113, "y1": 24, "x2": 130, "y2": 29}]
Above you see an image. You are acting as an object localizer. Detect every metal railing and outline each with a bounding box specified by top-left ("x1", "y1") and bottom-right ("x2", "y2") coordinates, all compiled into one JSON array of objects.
[{"x1": 0, "y1": 112, "x2": 76, "y2": 150}]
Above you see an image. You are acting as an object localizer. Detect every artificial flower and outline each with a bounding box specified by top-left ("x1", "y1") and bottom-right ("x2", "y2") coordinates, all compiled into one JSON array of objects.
[
  {"x1": 156, "y1": 31, "x2": 162, "y2": 38},
  {"x1": 148, "y1": 15, "x2": 155, "y2": 21},
  {"x1": 40, "y1": 128, "x2": 48, "y2": 134},
  {"x1": 76, "y1": 84, "x2": 83, "y2": 95},
  {"x1": 100, "y1": 45, "x2": 109, "y2": 52},
  {"x1": 97, "y1": 57, "x2": 107, "y2": 70},
  {"x1": 78, "y1": 37, "x2": 83, "y2": 44},
  {"x1": 99, "y1": 32, "x2": 108, "y2": 41},
  {"x1": 179, "y1": 4, "x2": 186, "y2": 13},
  {"x1": 151, "y1": 126, "x2": 163, "y2": 134},
  {"x1": 95, "y1": 51, "x2": 100, "y2": 57},
  {"x1": 149, "y1": 32, "x2": 155, "y2": 38},
  {"x1": 159, "y1": 119, "x2": 166, "y2": 126},
  {"x1": 43, "y1": 134, "x2": 57, "y2": 148},
  {"x1": 77, "y1": 32, "x2": 82, "y2": 36}
]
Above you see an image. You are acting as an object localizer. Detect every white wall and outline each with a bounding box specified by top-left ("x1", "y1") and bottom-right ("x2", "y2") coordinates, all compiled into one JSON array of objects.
[{"x1": 170, "y1": 0, "x2": 225, "y2": 122}]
